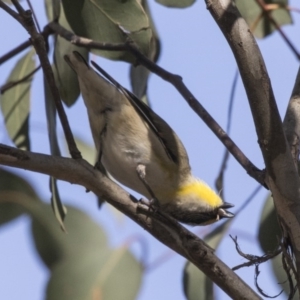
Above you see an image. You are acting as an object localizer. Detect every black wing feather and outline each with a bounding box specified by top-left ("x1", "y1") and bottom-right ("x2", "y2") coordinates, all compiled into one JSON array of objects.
[{"x1": 90, "y1": 60, "x2": 178, "y2": 164}]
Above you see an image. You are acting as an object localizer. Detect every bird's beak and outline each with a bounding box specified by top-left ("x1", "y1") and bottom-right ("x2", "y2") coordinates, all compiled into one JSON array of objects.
[
  {"x1": 221, "y1": 202, "x2": 234, "y2": 209},
  {"x1": 218, "y1": 202, "x2": 234, "y2": 219}
]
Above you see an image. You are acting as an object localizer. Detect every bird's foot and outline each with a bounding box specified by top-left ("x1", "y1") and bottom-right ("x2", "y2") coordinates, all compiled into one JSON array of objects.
[{"x1": 137, "y1": 197, "x2": 160, "y2": 216}]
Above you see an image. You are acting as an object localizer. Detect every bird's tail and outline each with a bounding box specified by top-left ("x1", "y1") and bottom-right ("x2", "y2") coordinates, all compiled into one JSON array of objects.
[{"x1": 64, "y1": 51, "x2": 89, "y2": 74}]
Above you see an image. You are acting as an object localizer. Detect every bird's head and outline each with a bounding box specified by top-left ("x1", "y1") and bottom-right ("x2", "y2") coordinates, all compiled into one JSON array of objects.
[{"x1": 162, "y1": 179, "x2": 234, "y2": 226}]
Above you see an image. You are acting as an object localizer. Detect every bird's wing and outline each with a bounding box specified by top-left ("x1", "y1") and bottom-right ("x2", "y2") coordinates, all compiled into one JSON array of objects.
[{"x1": 90, "y1": 59, "x2": 190, "y2": 172}]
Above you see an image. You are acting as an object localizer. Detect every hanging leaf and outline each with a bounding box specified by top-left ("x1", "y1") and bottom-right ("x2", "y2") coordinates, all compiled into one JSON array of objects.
[
  {"x1": 183, "y1": 219, "x2": 233, "y2": 299},
  {"x1": 30, "y1": 204, "x2": 143, "y2": 300},
  {"x1": 0, "y1": 168, "x2": 39, "y2": 225},
  {"x1": 45, "y1": 0, "x2": 87, "y2": 106},
  {"x1": 61, "y1": 0, "x2": 153, "y2": 63},
  {"x1": 130, "y1": 0, "x2": 161, "y2": 105},
  {"x1": 155, "y1": 0, "x2": 196, "y2": 8},
  {"x1": 49, "y1": 177, "x2": 67, "y2": 232},
  {"x1": 45, "y1": 0, "x2": 61, "y2": 21},
  {"x1": 257, "y1": 194, "x2": 281, "y2": 253},
  {"x1": 47, "y1": 246, "x2": 143, "y2": 300},
  {"x1": 183, "y1": 261, "x2": 214, "y2": 300},
  {"x1": 235, "y1": 0, "x2": 292, "y2": 38},
  {"x1": 44, "y1": 72, "x2": 61, "y2": 157},
  {"x1": 54, "y1": 4, "x2": 89, "y2": 107},
  {"x1": 271, "y1": 253, "x2": 293, "y2": 297},
  {"x1": 72, "y1": 136, "x2": 96, "y2": 165},
  {"x1": 44, "y1": 74, "x2": 67, "y2": 230},
  {"x1": 0, "y1": 48, "x2": 35, "y2": 150},
  {"x1": 31, "y1": 204, "x2": 108, "y2": 268}
]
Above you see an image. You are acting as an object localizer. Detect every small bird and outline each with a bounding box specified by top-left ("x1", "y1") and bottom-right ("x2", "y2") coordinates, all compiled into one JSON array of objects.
[{"x1": 64, "y1": 51, "x2": 234, "y2": 225}]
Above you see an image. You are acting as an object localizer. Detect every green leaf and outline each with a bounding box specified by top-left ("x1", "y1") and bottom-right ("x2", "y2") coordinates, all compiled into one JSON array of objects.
[
  {"x1": 130, "y1": 0, "x2": 160, "y2": 104},
  {"x1": 235, "y1": 0, "x2": 292, "y2": 38},
  {"x1": 155, "y1": 0, "x2": 196, "y2": 8},
  {"x1": 61, "y1": 0, "x2": 153, "y2": 63},
  {"x1": 44, "y1": 73, "x2": 67, "y2": 230},
  {"x1": 258, "y1": 194, "x2": 281, "y2": 253},
  {"x1": 0, "y1": 168, "x2": 39, "y2": 225},
  {"x1": 183, "y1": 219, "x2": 233, "y2": 299},
  {"x1": 30, "y1": 204, "x2": 143, "y2": 300},
  {"x1": 272, "y1": 253, "x2": 293, "y2": 297},
  {"x1": 54, "y1": 4, "x2": 89, "y2": 107},
  {"x1": 50, "y1": 177, "x2": 67, "y2": 232},
  {"x1": 183, "y1": 261, "x2": 214, "y2": 300},
  {"x1": 45, "y1": 0, "x2": 61, "y2": 21},
  {"x1": 31, "y1": 204, "x2": 108, "y2": 268},
  {"x1": 73, "y1": 136, "x2": 96, "y2": 165},
  {"x1": 47, "y1": 246, "x2": 143, "y2": 300},
  {"x1": 1, "y1": 0, "x2": 18, "y2": 4},
  {"x1": 44, "y1": 72, "x2": 61, "y2": 156},
  {"x1": 0, "y1": 49, "x2": 35, "y2": 150}
]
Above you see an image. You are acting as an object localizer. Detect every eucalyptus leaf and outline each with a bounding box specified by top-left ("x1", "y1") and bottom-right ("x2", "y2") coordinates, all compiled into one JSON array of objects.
[
  {"x1": 54, "y1": 4, "x2": 89, "y2": 107},
  {"x1": 0, "y1": 49, "x2": 35, "y2": 150},
  {"x1": 50, "y1": 177, "x2": 67, "y2": 231},
  {"x1": 44, "y1": 74, "x2": 66, "y2": 230},
  {"x1": 30, "y1": 204, "x2": 142, "y2": 300},
  {"x1": 0, "y1": 168, "x2": 39, "y2": 225},
  {"x1": 45, "y1": 0, "x2": 61, "y2": 21},
  {"x1": 272, "y1": 253, "x2": 293, "y2": 297},
  {"x1": 235, "y1": 0, "x2": 292, "y2": 38},
  {"x1": 44, "y1": 73, "x2": 61, "y2": 156},
  {"x1": 258, "y1": 194, "x2": 281, "y2": 253},
  {"x1": 130, "y1": 0, "x2": 161, "y2": 105},
  {"x1": 183, "y1": 219, "x2": 233, "y2": 299},
  {"x1": 31, "y1": 204, "x2": 108, "y2": 268},
  {"x1": 155, "y1": 0, "x2": 195, "y2": 8},
  {"x1": 1, "y1": 0, "x2": 18, "y2": 4},
  {"x1": 61, "y1": 0, "x2": 152, "y2": 63},
  {"x1": 183, "y1": 261, "x2": 214, "y2": 300},
  {"x1": 73, "y1": 136, "x2": 96, "y2": 165},
  {"x1": 47, "y1": 247, "x2": 143, "y2": 300}
]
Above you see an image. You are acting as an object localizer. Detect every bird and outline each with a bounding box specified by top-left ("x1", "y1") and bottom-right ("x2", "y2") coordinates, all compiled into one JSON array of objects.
[{"x1": 64, "y1": 51, "x2": 234, "y2": 225}]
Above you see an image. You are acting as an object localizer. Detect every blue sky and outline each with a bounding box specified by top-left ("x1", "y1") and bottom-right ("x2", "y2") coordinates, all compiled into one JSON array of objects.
[{"x1": 0, "y1": 0, "x2": 299, "y2": 299}]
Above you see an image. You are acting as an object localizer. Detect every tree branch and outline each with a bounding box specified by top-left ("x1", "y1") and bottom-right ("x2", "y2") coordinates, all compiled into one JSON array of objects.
[
  {"x1": 0, "y1": 65, "x2": 41, "y2": 94},
  {"x1": 0, "y1": 143, "x2": 262, "y2": 299},
  {"x1": 0, "y1": 0, "x2": 22, "y2": 23},
  {"x1": 0, "y1": 23, "x2": 54, "y2": 65},
  {"x1": 283, "y1": 67, "x2": 300, "y2": 168},
  {"x1": 0, "y1": 18, "x2": 268, "y2": 187},
  {"x1": 45, "y1": 21, "x2": 265, "y2": 187},
  {"x1": 1, "y1": 2, "x2": 81, "y2": 160},
  {"x1": 206, "y1": 0, "x2": 300, "y2": 290}
]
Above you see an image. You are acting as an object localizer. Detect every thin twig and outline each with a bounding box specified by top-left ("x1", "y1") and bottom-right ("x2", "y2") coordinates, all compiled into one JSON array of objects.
[
  {"x1": 281, "y1": 246, "x2": 297, "y2": 299},
  {"x1": 46, "y1": 22, "x2": 266, "y2": 186},
  {"x1": 0, "y1": 0, "x2": 21, "y2": 23},
  {"x1": 26, "y1": 0, "x2": 41, "y2": 33},
  {"x1": 48, "y1": 22, "x2": 127, "y2": 51},
  {"x1": 230, "y1": 235, "x2": 281, "y2": 271},
  {"x1": 0, "y1": 25, "x2": 53, "y2": 65},
  {"x1": 0, "y1": 40, "x2": 31, "y2": 65},
  {"x1": 126, "y1": 41, "x2": 266, "y2": 187},
  {"x1": 0, "y1": 19, "x2": 266, "y2": 184},
  {"x1": 0, "y1": 143, "x2": 262, "y2": 300},
  {"x1": 254, "y1": 264, "x2": 283, "y2": 298},
  {"x1": 0, "y1": 65, "x2": 41, "y2": 94},
  {"x1": 4, "y1": 6, "x2": 81, "y2": 159},
  {"x1": 11, "y1": 0, "x2": 25, "y2": 14},
  {"x1": 215, "y1": 70, "x2": 239, "y2": 196}
]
